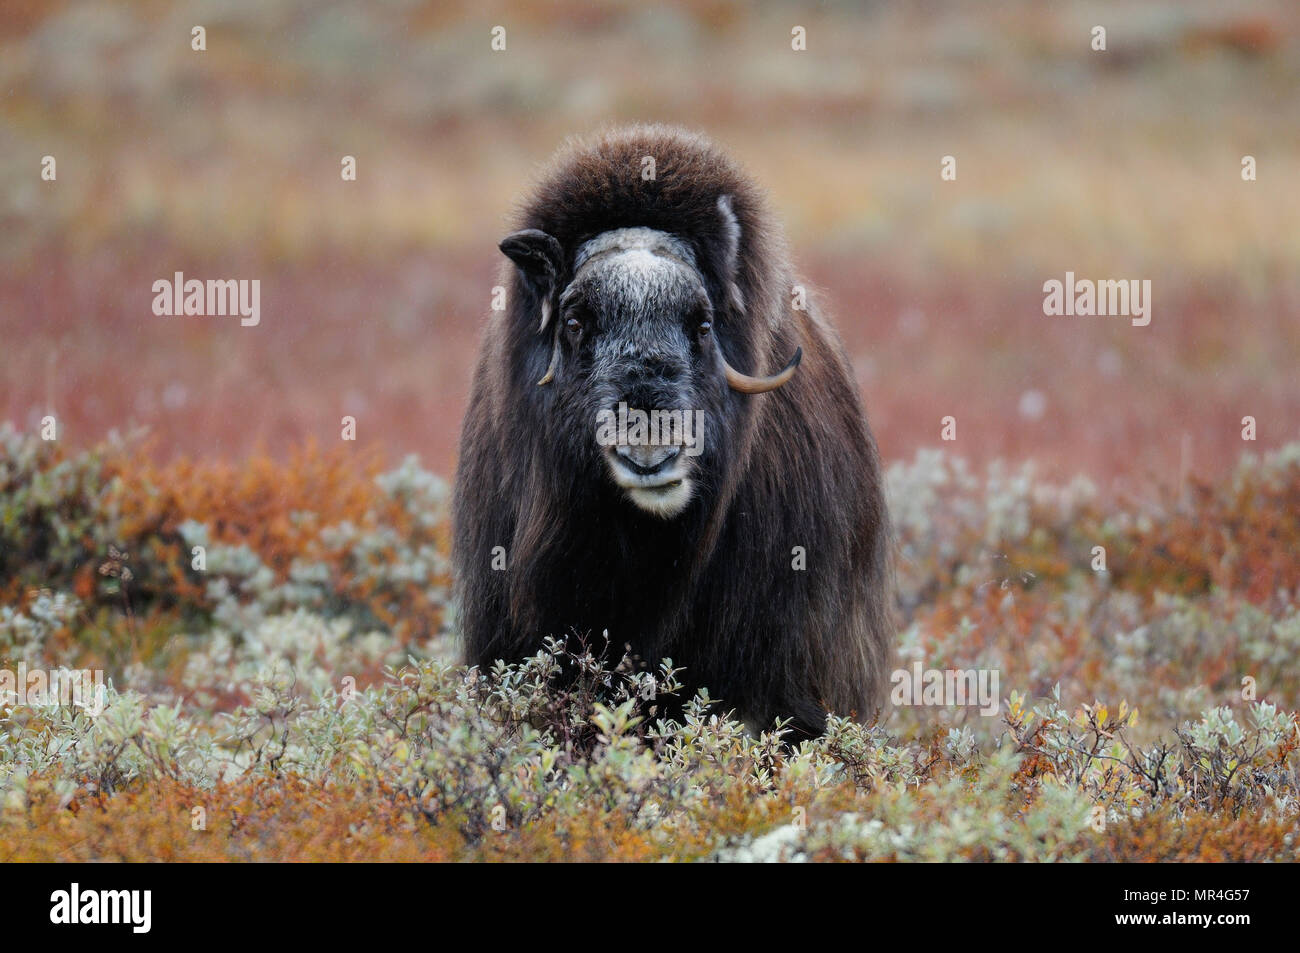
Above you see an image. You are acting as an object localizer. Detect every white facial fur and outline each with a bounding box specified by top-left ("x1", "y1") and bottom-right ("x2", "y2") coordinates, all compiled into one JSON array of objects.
[
  {"x1": 575, "y1": 229, "x2": 700, "y2": 518},
  {"x1": 608, "y1": 460, "x2": 694, "y2": 517}
]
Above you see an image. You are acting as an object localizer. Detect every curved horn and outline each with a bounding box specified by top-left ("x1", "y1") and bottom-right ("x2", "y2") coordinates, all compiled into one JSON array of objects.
[
  {"x1": 536, "y1": 321, "x2": 562, "y2": 386},
  {"x1": 722, "y1": 346, "x2": 802, "y2": 394}
]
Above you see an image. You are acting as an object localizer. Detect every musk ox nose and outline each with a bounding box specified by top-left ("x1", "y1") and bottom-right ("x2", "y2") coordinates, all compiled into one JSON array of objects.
[{"x1": 615, "y1": 443, "x2": 680, "y2": 475}]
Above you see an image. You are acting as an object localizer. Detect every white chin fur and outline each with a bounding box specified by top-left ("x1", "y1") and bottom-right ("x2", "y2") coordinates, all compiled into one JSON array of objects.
[{"x1": 626, "y1": 479, "x2": 693, "y2": 517}]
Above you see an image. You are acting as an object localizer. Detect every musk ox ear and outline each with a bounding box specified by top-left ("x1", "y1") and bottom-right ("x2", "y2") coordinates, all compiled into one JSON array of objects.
[
  {"x1": 500, "y1": 229, "x2": 565, "y2": 334},
  {"x1": 715, "y1": 195, "x2": 746, "y2": 315},
  {"x1": 501, "y1": 228, "x2": 566, "y2": 386}
]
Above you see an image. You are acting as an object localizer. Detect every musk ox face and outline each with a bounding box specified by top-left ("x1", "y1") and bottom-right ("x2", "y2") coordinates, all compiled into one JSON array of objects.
[
  {"x1": 500, "y1": 205, "x2": 801, "y2": 519},
  {"x1": 565, "y1": 229, "x2": 709, "y2": 517},
  {"x1": 501, "y1": 214, "x2": 795, "y2": 517}
]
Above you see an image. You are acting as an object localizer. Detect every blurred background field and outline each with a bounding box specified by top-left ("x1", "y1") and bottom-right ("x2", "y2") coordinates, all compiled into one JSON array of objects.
[{"x1": 2, "y1": 0, "x2": 1297, "y2": 488}]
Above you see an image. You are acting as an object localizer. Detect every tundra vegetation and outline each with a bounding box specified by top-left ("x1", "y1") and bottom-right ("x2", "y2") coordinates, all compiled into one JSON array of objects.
[{"x1": 2, "y1": 425, "x2": 1298, "y2": 861}]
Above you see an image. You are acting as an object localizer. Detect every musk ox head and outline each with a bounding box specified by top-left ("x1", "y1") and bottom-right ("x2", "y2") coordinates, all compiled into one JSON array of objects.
[{"x1": 499, "y1": 198, "x2": 800, "y2": 518}]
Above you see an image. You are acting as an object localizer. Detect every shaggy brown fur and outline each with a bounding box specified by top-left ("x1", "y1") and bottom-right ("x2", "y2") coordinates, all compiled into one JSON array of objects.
[{"x1": 453, "y1": 125, "x2": 893, "y2": 737}]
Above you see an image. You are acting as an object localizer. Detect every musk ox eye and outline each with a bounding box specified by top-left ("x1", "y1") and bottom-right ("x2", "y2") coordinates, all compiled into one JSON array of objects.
[
  {"x1": 697, "y1": 320, "x2": 712, "y2": 337},
  {"x1": 565, "y1": 316, "x2": 583, "y2": 335}
]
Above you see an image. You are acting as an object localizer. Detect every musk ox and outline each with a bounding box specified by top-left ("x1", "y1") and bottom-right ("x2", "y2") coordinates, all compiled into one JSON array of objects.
[{"x1": 453, "y1": 125, "x2": 892, "y2": 738}]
